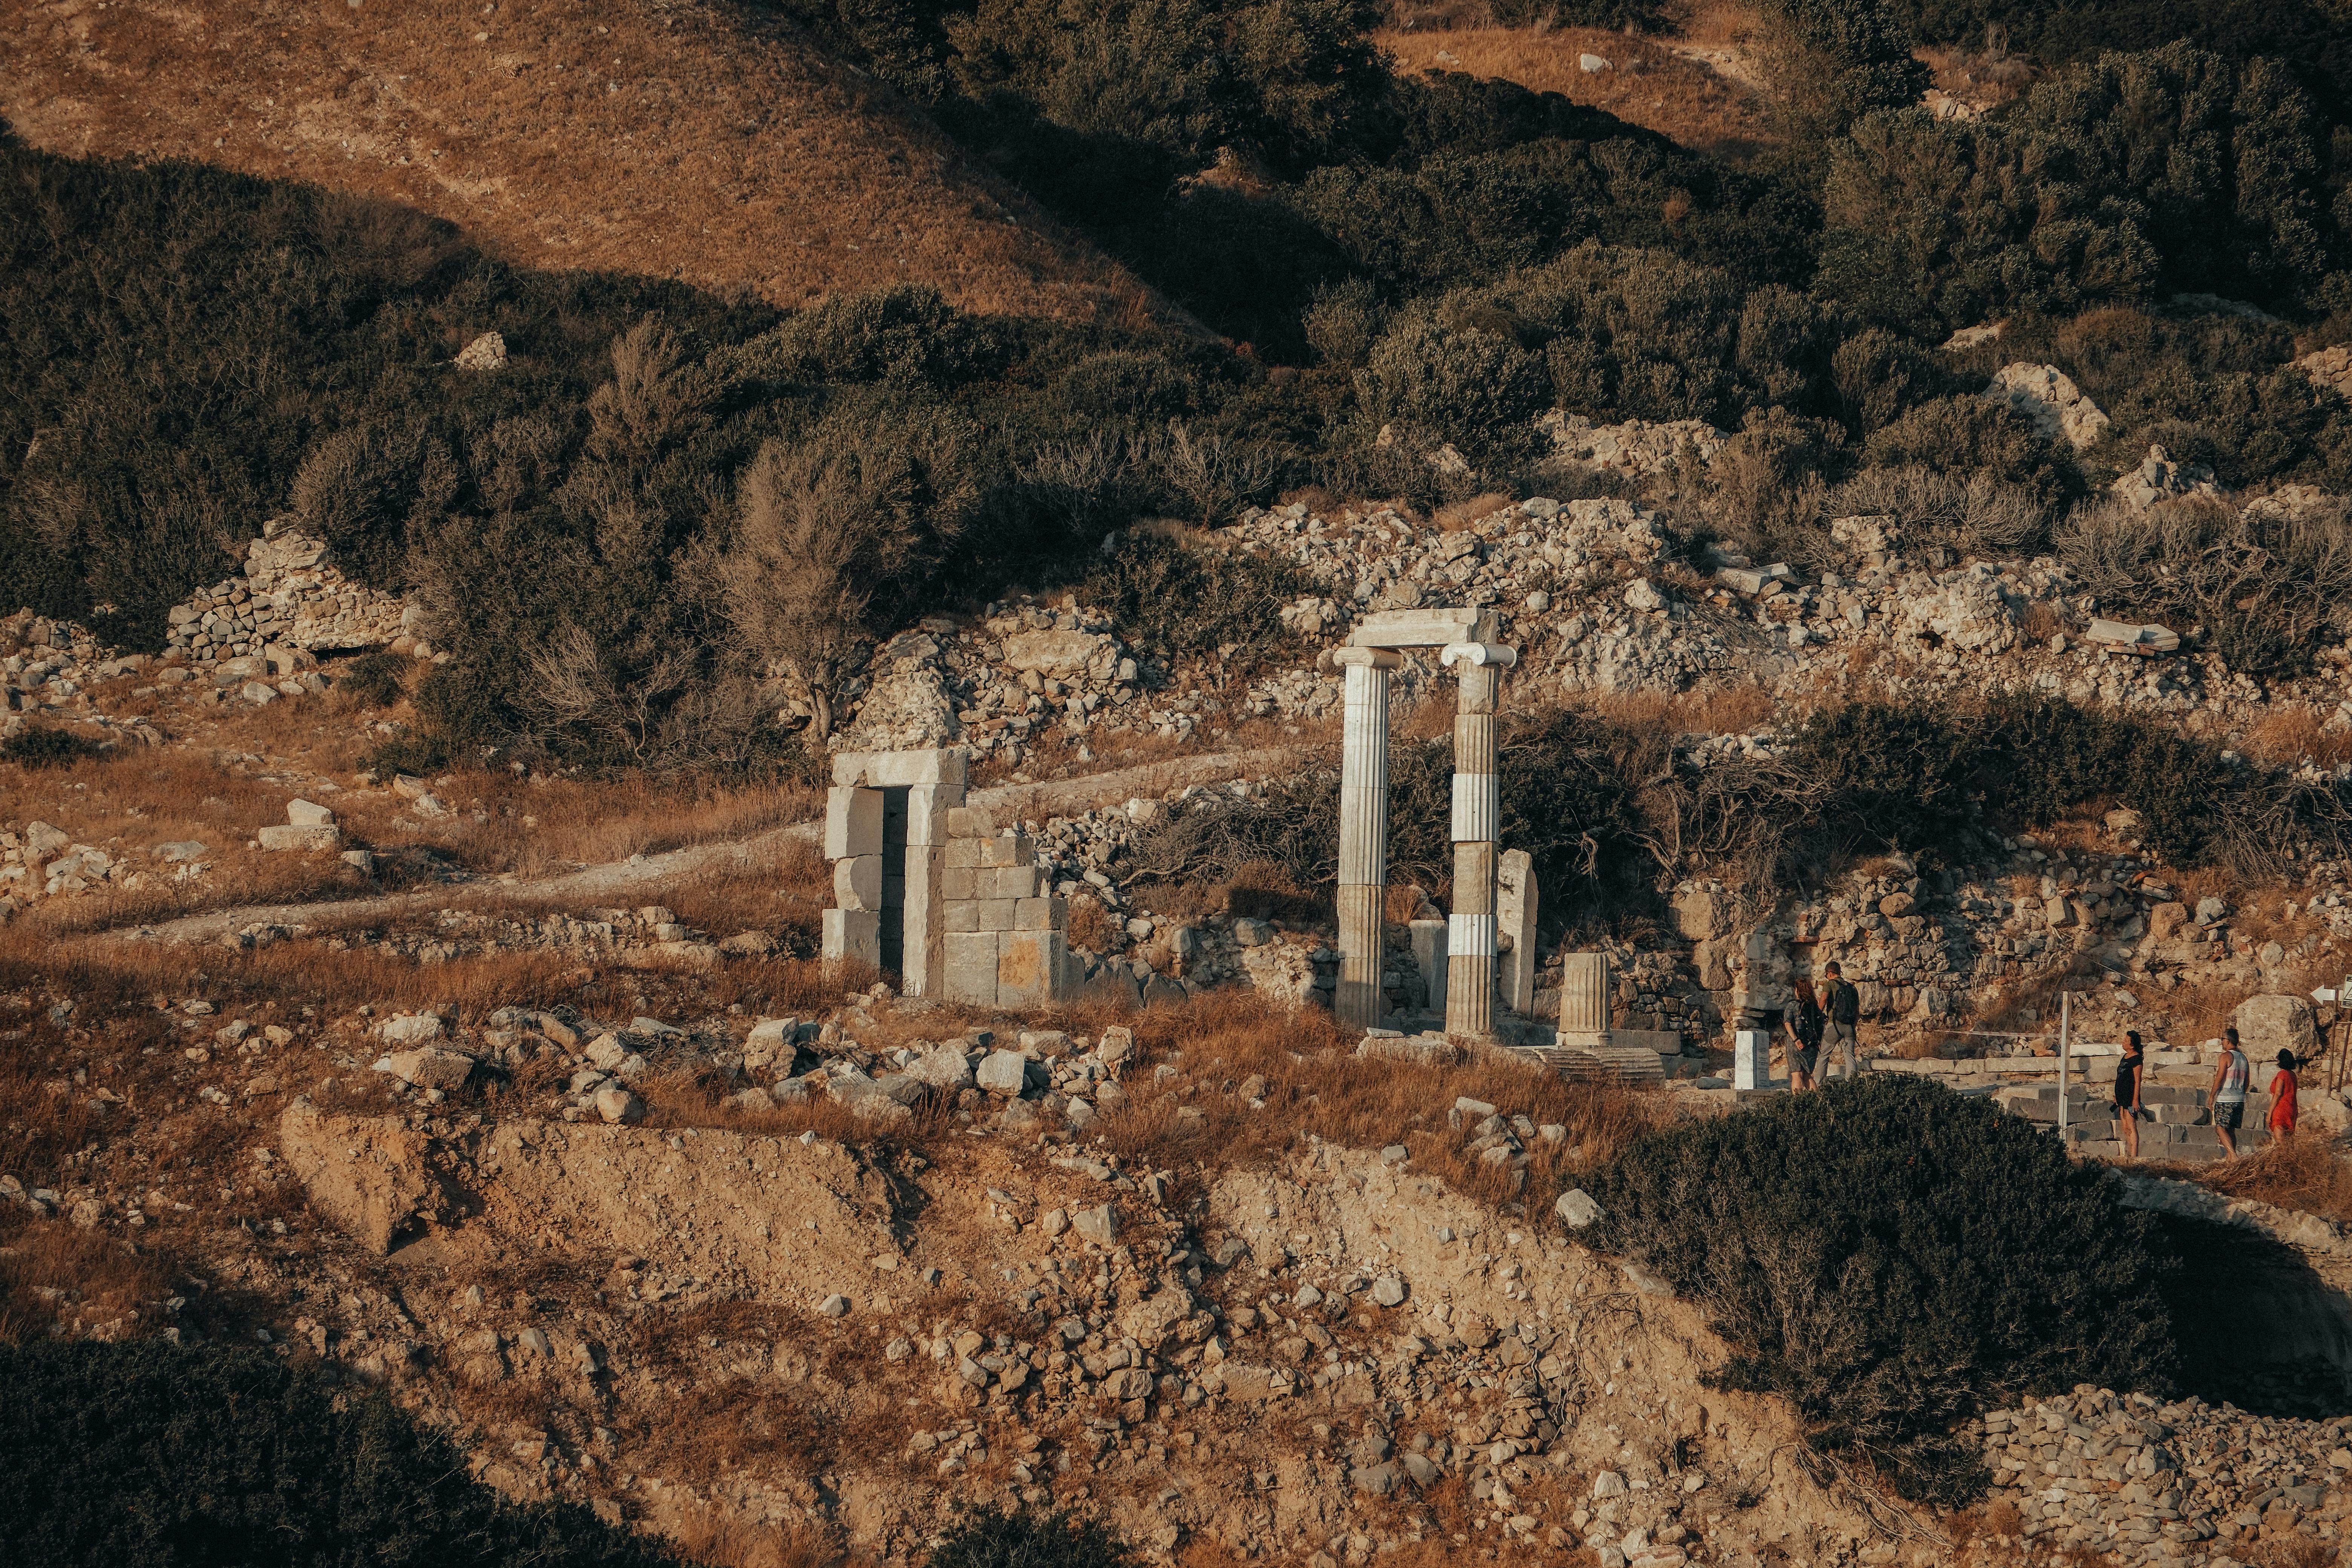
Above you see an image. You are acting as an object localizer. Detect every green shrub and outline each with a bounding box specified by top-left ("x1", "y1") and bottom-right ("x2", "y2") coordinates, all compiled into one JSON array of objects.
[
  {"x1": 1818, "y1": 109, "x2": 2161, "y2": 334},
  {"x1": 1785, "y1": 694, "x2": 2256, "y2": 867},
  {"x1": 0, "y1": 726, "x2": 107, "y2": 770},
  {"x1": 929, "y1": 1507, "x2": 1141, "y2": 1568},
  {"x1": 1883, "y1": 0, "x2": 2352, "y2": 128},
  {"x1": 1355, "y1": 309, "x2": 1552, "y2": 462},
  {"x1": 1746, "y1": 0, "x2": 1935, "y2": 152},
  {"x1": 1582, "y1": 1075, "x2": 2179, "y2": 1504},
  {"x1": 0, "y1": 1341, "x2": 681, "y2": 1568},
  {"x1": 1859, "y1": 396, "x2": 2075, "y2": 505}
]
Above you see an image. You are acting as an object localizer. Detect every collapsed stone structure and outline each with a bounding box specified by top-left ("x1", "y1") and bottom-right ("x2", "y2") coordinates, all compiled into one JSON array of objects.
[{"x1": 164, "y1": 517, "x2": 406, "y2": 667}]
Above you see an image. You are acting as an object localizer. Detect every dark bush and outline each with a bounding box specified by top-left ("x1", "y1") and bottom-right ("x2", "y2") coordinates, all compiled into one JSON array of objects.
[
  {"x1": 0, "y1": 726, "x2": 107, "y2": 770},
  {"x1": 1883, "y1": 0, "x2": 2352, "y2": 129},
  {"x1": 1786, "y1": 694, "x2": 2257, "y2": 868},
  {"x1": 1129, "y1": 707, "x2": 1654, "y2": 927},
  {"x1": 0, "y1": 1341, "x2": 681, "y2": 1568},
  {"x1": 1079, "y1": 529, "x2": 1317, "y2": 670},
  {"x1": 1859, "y1": 396, "x2": 2075, "y2": 506},
  {"x1": 929, "y1": 1507, "x2": 1142, "y2": 1568},
  {"x1": 334, "y1": 649, "x2": 411, "y2": 708},
  {"x1": 1583, "y1": 1074, "x2": 2179, "y2": 1504}
]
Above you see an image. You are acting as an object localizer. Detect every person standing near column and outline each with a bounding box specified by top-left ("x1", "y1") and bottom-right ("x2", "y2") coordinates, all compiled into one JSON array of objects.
[
  {"x1": 1784, "y1": 976, "x2": 1824, "y2": 1092},
  {"x1": 2112, "y1": 1029, "x2": 2145, "y2": 1162},
  {"x1": 1819, "y1": 962, "x2": 1860, "y2": 1083}
]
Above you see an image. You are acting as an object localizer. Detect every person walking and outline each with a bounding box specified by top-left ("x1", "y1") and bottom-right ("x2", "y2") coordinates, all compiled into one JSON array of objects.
[
  {"x1": 1785, "y1": 977, "x2": 1824, "y2": 1092},
  {"x1": 2210, "y1": 1026, "x2": 2251, "y2": 1160},
  {"x1": 2270, "y1": 1049, "x2": 2300, "y2": 1144},
  {"x1": 2112, "y1": 1030, "x2": 2145, "y2": 1162},
  {"x1": 1819, "y1": 962, "x2": 1860, "y2": 1083}
]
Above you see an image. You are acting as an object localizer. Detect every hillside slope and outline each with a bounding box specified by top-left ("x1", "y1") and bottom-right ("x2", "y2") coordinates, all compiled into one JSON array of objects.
[{"x1": 0, "y1": 0, "x2": 1154, "y2": 322}]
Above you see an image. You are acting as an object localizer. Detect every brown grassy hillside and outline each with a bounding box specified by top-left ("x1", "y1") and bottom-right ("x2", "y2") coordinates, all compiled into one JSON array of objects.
[
  {"x1": 1375, "y1": 15, "x2": 1780, "y2": 159},
  {"x1": 0, "y1": 0, "x2": 1158, "y2": 322}
]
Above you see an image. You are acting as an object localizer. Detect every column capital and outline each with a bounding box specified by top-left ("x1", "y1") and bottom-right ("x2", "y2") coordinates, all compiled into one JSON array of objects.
[
  {"x1": 1439, "y1": 642, "x2": 1518, "y2": 668},
  {"x1": 1332, "y1": 646, "x2": 1403, "y2": 670}
]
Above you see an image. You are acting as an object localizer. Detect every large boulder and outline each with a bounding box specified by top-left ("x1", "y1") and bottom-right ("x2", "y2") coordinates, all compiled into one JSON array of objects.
[
  {"x1": 2232, "y1": 994, "x2": 2317, "y2": 1061},
  {"x1": 277, "y1": 1101, "x2": 436, "y2": 1253},
  {"x1": 375, "y1": 1048, "x2": 479, "y2": 1090},
  {"x1": 1001, "y1": 628, "x2": 1110, "y2": 674},
  {"x1": 1984, "y1": 363, "x2": 2111, "y2": 450}
]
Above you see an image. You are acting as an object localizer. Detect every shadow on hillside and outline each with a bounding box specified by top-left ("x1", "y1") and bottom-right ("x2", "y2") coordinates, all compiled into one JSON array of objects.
[{"x1": 2158, "y1": 1214, "x2": 2352, "y2": 1417}]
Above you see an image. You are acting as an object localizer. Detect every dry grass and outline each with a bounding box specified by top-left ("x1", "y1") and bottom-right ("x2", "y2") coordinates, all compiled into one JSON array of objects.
[
  {"x1": 0, "y1": 0, "x2": 1156, "y2": 322},
  {"x1": 2245, "y1": 705, "x2": 2352, "y2": 769},
  {"x1": 1584, "y1": 683, "x2": 1776, "y2": 737},
  {"x1": 1374, "y1": 18, "x2": 1779, "y2": 160},
  {"x1": 1434, "y1": 492, "x2": 1516, "y2": 532},
  {"x1": 5, "y1": 717, "x2": 827, "y2": 935},
  {"x1": 2190, "y1": 1136, "x2": 2352, "y2": 1228},
  {"x1": 1091, "y1": 991, "x2": 1671, "y2": 1198}
]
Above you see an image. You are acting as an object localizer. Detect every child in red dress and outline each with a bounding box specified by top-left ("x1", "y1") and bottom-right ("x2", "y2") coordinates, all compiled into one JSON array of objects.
[{"x1": 2269, "y1": 1050, "x2": 2300, "y2": 1142}]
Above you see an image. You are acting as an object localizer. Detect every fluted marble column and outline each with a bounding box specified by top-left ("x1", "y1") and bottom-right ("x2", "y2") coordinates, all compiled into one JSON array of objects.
[
  {"x1": 1440, "y1": 640, "x2": 1516, "y2": 1037},
  {"x1": 1333, "y1": 647, "x2": 1400, "y2": 1028}
]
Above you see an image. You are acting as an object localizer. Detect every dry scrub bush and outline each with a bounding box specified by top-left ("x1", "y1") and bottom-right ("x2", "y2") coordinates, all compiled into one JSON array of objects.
[
  {"x1": 2190, "y1": 1137, "x2": 2352, "y2": 1229},
  {"x1": 1434, "y1": 491, "x2": 1515, "y2": 531},
  {"x1": 2246, "y1": 705, "x2": 2352, "y2": 769},
  {"x1": 2060, "y1": 496, "x2": 2352, "y2": 677},
  {"x1": 1821, "y1": 464, "x2": 2053, "y2": 560}
]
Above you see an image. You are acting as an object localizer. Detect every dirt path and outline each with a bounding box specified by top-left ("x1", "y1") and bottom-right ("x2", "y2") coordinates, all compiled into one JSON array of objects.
[{"x1": 110, "y1": 747, "x2": 1298, "y2": 946}]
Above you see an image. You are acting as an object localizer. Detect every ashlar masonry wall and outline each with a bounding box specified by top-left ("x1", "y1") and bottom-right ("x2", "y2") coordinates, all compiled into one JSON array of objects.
[{"x1": 821, "y1": 747, "x2": 1072, "y2": 1007}]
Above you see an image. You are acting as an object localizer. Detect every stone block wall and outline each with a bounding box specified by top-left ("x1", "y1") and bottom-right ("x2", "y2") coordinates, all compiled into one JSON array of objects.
[
  {"x1": 938, "y1": 808, "x2": 1069, "y2": 1007},
  {"x1": 820, "y1": 748, "x2": 1073, "y2": 1008},
  {"x1": 164, "y1": 519, "x2": 406, "y2": 666}
]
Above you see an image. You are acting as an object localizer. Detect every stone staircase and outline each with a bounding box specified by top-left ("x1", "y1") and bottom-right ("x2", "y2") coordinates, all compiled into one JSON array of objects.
[{"x1": 1994, "y1": 1061, "x2": 2276, "y2": 1162}]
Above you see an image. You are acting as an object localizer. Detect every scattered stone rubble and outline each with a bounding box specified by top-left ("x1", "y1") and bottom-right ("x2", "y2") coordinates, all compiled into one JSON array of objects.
[
  {"x1": 1980, "y1": 1386, "x2": 2352, "y2": 1566},
  {"x1": 2111, "y1": 444, "x2": 2223, "y2": 510},
  {"x1": 1536, "y1": 411, "x2": 1727, "y2": 477},
  {"x1": 0, "y1": 609, "x2": 165, "y2": 746}
]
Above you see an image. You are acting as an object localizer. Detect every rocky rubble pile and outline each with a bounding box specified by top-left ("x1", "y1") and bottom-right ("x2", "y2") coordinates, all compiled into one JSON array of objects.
[
  {"x1": 1536, "y1": 410, "x2": 1728, "y2": 476},
  {"x1": 732, "y1": 1019, "x2": 1142, "y2": 1135},
  {"x1": 1981, "y1": 1386, "x2": 2352, "y2": 1565},
  {"x1": 164, "y1": 520, "x2": 406, "y2": 665},
  {"x1": 0, "y1": 609, "x2": 164, "y2": 746}
]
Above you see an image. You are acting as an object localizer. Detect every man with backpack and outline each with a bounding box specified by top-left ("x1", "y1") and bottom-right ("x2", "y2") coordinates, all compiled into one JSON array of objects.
[{"x1": 1819, "y1": 962, "x2": 1861, "y2": 1083}]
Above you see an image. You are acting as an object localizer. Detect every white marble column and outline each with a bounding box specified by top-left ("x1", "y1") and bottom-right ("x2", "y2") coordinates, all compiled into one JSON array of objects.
[
  {"x1": 1440, "y1": 641, "x2": 1516, "y2": 1038},
  {"x1": 1334, "y1": 647, "x2": 1400, "y2": 1029}
]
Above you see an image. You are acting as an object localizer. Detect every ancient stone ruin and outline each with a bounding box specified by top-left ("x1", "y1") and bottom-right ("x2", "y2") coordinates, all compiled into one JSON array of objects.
[
  {"x1": 164, "y1": 515, "x2": 406, "y2": 666},
  {"x1": 820, "y1": 747, "x2": 1072, "y2": 1007},
  {"x1": 1334, "y1": 608, "x2": 1538, "y2": 1040}
]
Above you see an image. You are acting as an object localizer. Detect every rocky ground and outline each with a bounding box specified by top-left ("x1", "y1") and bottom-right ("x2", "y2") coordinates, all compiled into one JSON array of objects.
[
  {"x1": 1978, "y1": 1385, "x2": 2352, "y2": 1566},
  {"x1": 0, "y1": 956, "x2": 1953, "y2": 1568}
]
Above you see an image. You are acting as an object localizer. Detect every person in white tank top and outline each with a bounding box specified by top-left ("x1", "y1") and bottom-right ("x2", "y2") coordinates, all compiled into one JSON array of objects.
[{"x1": 2209, "y1": 1025, "x2": 2251, "y2": 1160}]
